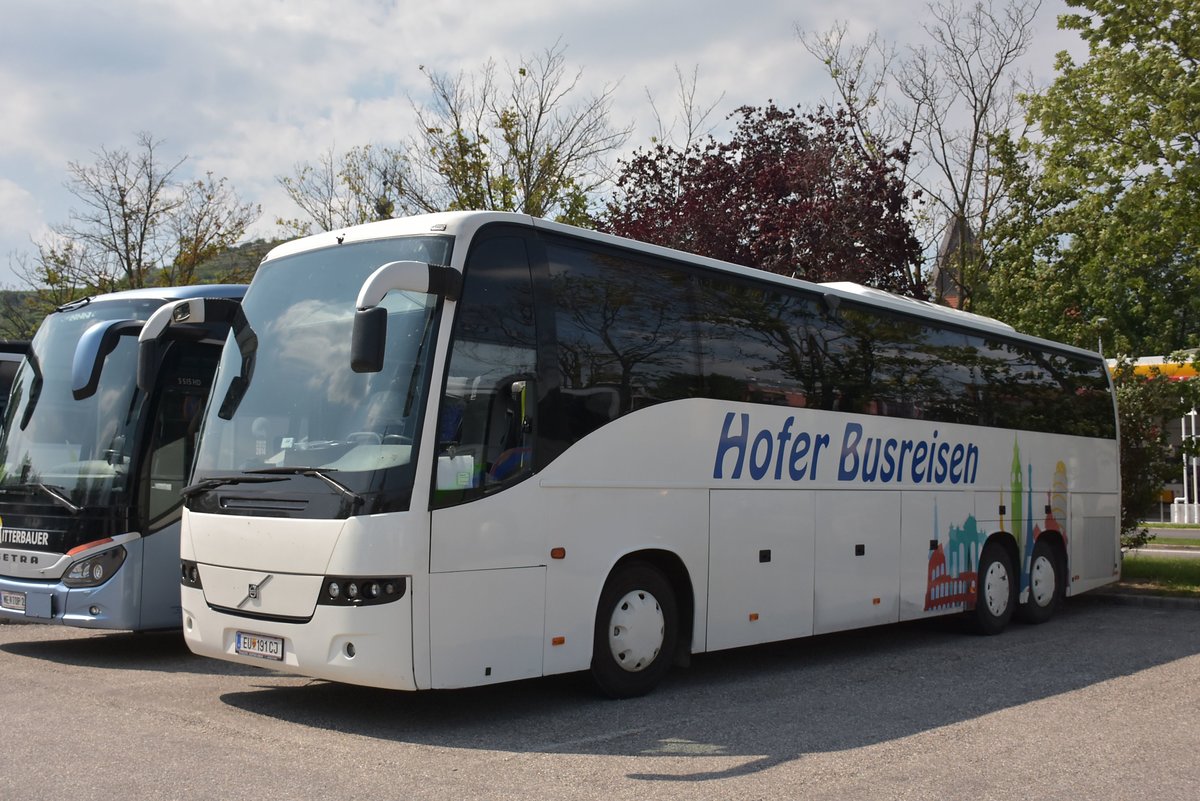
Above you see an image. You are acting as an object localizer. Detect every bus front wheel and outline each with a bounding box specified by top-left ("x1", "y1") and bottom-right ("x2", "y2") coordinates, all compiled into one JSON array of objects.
[
  {"x1": 591, "y1": 562, "x2": 678, "y2": 699},
  {"x1": 973, "y1": 543, "x2": 1017, "y2": 635}
]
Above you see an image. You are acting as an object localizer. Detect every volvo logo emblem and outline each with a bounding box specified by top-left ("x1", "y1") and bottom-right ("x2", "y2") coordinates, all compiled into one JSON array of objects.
[{"x1": 237, "y1": 574, "x2": 274, "y2": 608}]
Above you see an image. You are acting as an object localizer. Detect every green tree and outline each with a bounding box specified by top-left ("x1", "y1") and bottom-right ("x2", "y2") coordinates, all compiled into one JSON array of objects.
[
  {"x1": 276, "y1": 144, "x2": 411, "y2": 238},
  {"x1": 800, "y1": 0, "x2": 1043, "y2": 310},
  {"x1": 164, "y1": 172, "x2": 261, "y2": 285},
  {"x1": 19, "y1": 132, "x2": 259, "y2": 298},
  {"x1": 984, "y1": 0, "x2": 1199, "y2": 355},
  {"x1": 1111, "y1": 356, "x2": 1200, "y2": 548},
  {"x1": 404, "y1": 41, "x2": 632, "y2": 225}
]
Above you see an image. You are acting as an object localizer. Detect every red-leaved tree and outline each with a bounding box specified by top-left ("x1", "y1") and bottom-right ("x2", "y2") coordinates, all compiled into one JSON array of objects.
[{"x1": 601, "y1": 104, "x2": 925, "y2": 297}]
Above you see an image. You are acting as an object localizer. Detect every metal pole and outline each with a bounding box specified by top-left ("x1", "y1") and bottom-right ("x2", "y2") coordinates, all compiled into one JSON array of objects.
[
  {"x1": 1184, "y1": 415, "x2": 1191, "y2": 512},
  {"x1": 1185, "y1": 412, "x2": 1195, "y2": 525}
]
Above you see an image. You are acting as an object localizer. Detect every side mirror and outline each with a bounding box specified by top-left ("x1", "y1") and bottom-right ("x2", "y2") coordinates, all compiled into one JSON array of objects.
[
  {"x1": 72, "y1": 319, "x2": 145, "y2": 400},
  {"x1": 351, "y1": 307, "x2": 388, "y2": 373},
  {"x1": 350, "y1": 260, "x2": 461, "y2": 373}
]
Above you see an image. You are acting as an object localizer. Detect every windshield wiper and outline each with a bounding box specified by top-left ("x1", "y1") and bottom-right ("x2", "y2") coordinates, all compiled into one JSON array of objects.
[
  {"x1": 181, "y1": 474, "x2": 289, "y2": 499},
  {"x1": 0, "y1": 482, "x2": 84, "y2": 515},
  {"x1": 246, "y1": 467, "x2": 364, "y2": 508}
]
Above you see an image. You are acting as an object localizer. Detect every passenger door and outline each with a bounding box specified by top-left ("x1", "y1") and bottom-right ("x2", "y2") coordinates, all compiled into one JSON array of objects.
[{"x1": 429, "y1": 227, "x2": 549, "y2": 687}]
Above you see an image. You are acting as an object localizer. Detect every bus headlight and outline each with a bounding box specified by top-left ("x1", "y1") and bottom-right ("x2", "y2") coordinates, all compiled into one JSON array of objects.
[
  {"x1": 63, "y1": 546, "x2": 127, "y2": 588},
  {"x1": 180, "y1": 559, "x2": 203, "y2": 589},
  {"x1": 318, "y1": 576, "x2": 406, "y2": 606}
]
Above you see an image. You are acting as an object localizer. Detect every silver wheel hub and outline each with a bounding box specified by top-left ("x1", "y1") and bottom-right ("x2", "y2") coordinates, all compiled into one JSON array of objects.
[
  {"x1": 607, "y1": 589, "x2": 664, "y2": 673},
  {"x1": 983, "y1": 559, "x2": 1011, "y2": 617},
  {"x1": 1030, "y1": 554, "x2": 1056, "y2": 607}
]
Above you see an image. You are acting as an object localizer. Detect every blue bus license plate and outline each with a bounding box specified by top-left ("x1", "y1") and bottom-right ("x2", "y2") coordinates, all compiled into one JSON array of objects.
[{"x1": 235, "y1": 631, "x2": 284, "y2": 661}]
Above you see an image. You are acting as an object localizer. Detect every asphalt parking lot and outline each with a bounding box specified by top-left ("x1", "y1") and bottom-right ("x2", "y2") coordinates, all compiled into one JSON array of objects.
[{"x1": 3, "y1": 596, "x2": 1199, "y2": 801}]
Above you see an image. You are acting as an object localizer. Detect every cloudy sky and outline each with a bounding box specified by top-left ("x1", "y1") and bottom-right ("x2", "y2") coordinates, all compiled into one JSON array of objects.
[{"x1": 0, "y1": 0, "x2": 1087, "y2": 289}]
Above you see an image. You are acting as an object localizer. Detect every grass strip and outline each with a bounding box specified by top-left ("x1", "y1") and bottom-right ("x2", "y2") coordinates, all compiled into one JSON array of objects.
[
  {"x1": 1120, "y1": 553, "x2": 1200, "y2": 596},
  {"x1": 1147, "y1": 537, "x2": 1200, "y2": 548}
]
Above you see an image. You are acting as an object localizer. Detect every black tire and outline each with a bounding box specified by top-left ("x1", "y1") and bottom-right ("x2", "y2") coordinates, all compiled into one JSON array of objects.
[
  {"x1": 1017, "y1": 538, "x2": 1063, "y2": 624},
  {"x1": 590, "y1": 561, "x2": 678, "y2": 699},
  {"x1": 972, "y1": 542, "x2": 1017, "y2": 635}
]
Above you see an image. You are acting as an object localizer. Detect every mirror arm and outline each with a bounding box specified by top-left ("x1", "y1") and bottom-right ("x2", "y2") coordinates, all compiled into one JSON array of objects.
[{"x1": 72, "y1": 320, "x2": 145, "y2": 401}]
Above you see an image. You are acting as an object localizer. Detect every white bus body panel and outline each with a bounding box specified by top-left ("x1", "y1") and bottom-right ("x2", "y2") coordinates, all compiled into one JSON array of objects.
[
  {"x1": 428, "y1": 567, "x2": 545, "y2": 688},
  {"x1": 707, "y1": 490, "x2": 815, "y2": 651},
  {"x1": 813, "y1": 491, "x2": 901, "y2": 635},
  {"x1": 529, "y1": 400, "x2": 1118, "y2": 660},
  {"x1": 182, "y1": 585, "x2": 416, "y2": 690},
  {"x1": 1069, "y1": 493, "x2": 1121, "y2": 594},
  {"x1": 539, "y1": 486, "x2": 709, "y2": 677}
]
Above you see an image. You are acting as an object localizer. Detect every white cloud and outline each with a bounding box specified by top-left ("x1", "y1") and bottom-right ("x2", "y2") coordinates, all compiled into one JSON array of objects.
[
  {"x1": 0, "y1": 0, "x2": 1086, "y2": 289},
  {"x1": 0, "y1": 180, "x2": 43, "y2": 241}
]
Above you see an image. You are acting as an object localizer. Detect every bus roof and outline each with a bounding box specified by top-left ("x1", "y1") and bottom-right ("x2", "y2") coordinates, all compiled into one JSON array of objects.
[
  {"x1": 55, "y1": 284, "x2": 247, "y2": 309},
  {"x1": 818, "y1": 281, "x2": 1017, "y2": 337}
]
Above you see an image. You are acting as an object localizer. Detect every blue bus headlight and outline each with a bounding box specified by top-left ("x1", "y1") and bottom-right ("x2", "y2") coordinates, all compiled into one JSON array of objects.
[{"x1": 63, "y1": 546, "x2": 127, "y2": 588}]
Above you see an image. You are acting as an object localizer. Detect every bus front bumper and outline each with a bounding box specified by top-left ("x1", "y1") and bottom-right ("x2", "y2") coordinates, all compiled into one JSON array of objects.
[
  {"x1": 181, "y1": 585, "x2": 417, "y2": 691},
  {"x1": 0, "y1": 554, "x2": 144, "y2": 630}
]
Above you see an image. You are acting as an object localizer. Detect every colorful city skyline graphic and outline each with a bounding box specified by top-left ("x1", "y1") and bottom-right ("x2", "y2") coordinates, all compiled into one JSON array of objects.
[{"x1": 924, "y1": 439, "x2": 1068, "y2": 612}]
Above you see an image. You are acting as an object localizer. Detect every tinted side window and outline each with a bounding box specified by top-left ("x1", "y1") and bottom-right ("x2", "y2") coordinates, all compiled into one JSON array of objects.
[
  {"x1": 966, "y1": 336, "x2": 1114, "y2": 438},
  {"x1": 547, "y1": 241, "x2": 698, "y2": 442},
  {"x1": 694, "y1": 276, "x2": 820, "y2": 408},
  {"x1": 1063, "y1": 354, "x2": 1116, "y2": 438},
  {"x1": 868, "y1": 315, "x2": 973, "y2": 424},
  {"x1": 537, "y1": 236, "x2": 1114, "y2": 441}
]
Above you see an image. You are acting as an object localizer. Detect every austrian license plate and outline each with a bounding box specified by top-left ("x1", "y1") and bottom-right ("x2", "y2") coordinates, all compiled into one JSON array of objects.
[
  {"x1": 1, "y1": 590, "x2": 25, "y2": 612},
  {"x1": 235, "y1": 631, "x2": 284, "y2": 661}
]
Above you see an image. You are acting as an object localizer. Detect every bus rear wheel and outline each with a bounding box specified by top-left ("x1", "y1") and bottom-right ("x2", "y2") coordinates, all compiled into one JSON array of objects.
[
  {"x1": 1017, "y1": 539, "x2": 1063, "y2": 624},
  {"x1": 973, "y1": 543, "x2": 1017, "y2": 635},
  {"x1": 591, "y1": 562, "x2": 678, "y2": 699}
]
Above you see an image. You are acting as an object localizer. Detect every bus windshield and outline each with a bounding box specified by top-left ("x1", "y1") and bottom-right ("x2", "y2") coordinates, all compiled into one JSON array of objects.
[
  {"x1": 191, "y1": 236, "x2": 451, "y2": 512},
  {"x1": 0, "y1": 299, "x2": 166, "y2": 509}
]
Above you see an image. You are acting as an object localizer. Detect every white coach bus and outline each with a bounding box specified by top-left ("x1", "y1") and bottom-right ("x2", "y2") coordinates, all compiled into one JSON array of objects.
[{"x1": 165, "y1": 212, "x2": 1119, "y2": 697}]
